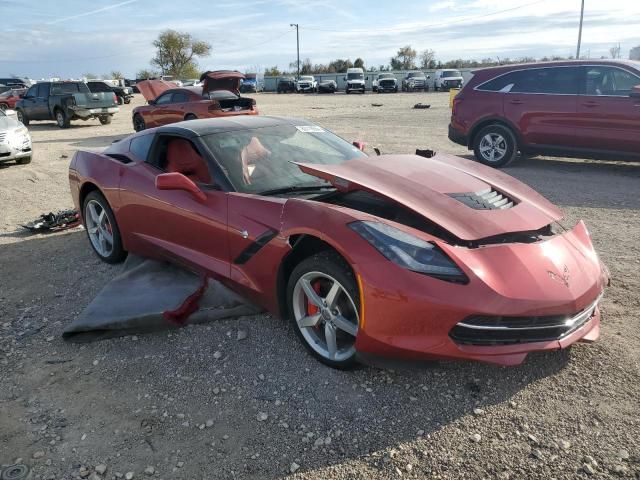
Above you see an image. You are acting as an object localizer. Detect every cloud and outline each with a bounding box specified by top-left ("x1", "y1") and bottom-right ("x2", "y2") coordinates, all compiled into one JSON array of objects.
[{"x1": 46, "y1": 0, "x2": 139, "y2": 25}]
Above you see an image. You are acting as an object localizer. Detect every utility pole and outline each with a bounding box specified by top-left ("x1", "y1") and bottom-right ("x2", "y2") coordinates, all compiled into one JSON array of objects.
[
  {"x1": 576, "y1": 0, "x2": 584, "y2": 59},
  {"x1": 290, "y1": 23, "x2": 300, "y2": 80}
]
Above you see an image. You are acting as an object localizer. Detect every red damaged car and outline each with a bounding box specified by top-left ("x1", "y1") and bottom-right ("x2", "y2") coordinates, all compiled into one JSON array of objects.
[
  {"x1": 0, "y1": 88, "x2": 26, "y2": 111},
  {"x1": 132, "y1": 70, "x2": 257, "y2": 132},
  {"x1": 69, "y1": 116, "x2": 607, "y2": 369}
]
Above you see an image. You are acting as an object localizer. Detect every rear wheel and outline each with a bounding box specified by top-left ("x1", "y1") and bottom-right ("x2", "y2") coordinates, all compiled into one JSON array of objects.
[
  {"x1": 83, "y1": 190, "x2": 126, "y2": 264},
  {"x1": 124, "y1": 97, "x2": 131, "y2": 104},
  {"x1": 55, "y1": 109, "x2": 70, "y2": 128},
  {"x1": 133, "y1": 114, "x2": 145, "y2": 132},
  {"x1": 473, "y1": 124, "x2": 518, "y2": 168},
  {"x1": 287, "y1": 252, "x2": 360, "y2": 369},
  {"x1": 117, "y1": 96, "x2": 124, "y2": 105},
  {"x1": 99, "y1": 115, "x2": 111, "y2": 125},
  {"x1": 184, "y1": 113, "x2": 197, "y2": 121}
]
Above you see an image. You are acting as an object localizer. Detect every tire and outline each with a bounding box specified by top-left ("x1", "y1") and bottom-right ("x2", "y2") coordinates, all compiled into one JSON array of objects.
[
  {"x1": 434, "y1": 85, "x2": 439, "y2": 91},
  {"x1": 0, "y1": 103, "x2": 7, "y2": 111},
  {"x1": 287, "y1": 251, "x2": 360, "y2": 369},
  {"x1": 117, "y1": 96, "x2": 124, "y2": 105},
  {"x1": 124, "y1": 97, "x2": 131, "y2": 104},
  {"x1": 133, "y1": 114, "x2": 145, "y2": 132},
  {"x1": 55, "y1": 109, "x2": 70, "y2": 128},
  {"x1": 99, "y1": 115, "x2": 111, "y2": 125},
  {"x1": 83, "y1": 190, "x2": 126, "y2": 264},
  {"x1": 16, "y1": 156, "x2": 31, "y2": 165},
  {"x1": 184, "y1": 114, "x2": 197, "y2": 121},
  {"x1": 473, "y1": 124, "x2": 518, "y2": 168},
  {"x1": 16, "y1": 109, "x2": 29, "y2": 126},
  {"x1": 346, "y1": 89, "x2": 350, "y2": 94}
]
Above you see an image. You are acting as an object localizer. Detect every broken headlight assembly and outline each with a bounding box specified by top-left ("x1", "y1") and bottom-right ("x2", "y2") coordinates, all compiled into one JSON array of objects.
[{"x1": 349, "y1": 221, "x2": 468, "y2": 283}]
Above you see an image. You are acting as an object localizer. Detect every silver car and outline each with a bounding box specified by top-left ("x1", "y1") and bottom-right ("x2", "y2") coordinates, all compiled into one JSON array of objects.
[{"x1": 0, "y1": 109, "x2": 32, "y2": 164}]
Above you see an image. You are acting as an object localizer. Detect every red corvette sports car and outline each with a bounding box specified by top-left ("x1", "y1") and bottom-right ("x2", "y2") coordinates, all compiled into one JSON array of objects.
[
  {"x1": 69, "y1": 116, "x2": 608, "y2": 368},
  {"x1": 132, "y1": 71, "x2": 257, "y2": 132}
]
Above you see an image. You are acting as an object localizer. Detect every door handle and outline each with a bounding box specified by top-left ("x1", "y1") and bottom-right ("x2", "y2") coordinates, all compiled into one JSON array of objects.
[
  {"x1": 582, "y1": 101, "x2": 600, "y2": 108},
  {"x1": 508, "y1": 99, "x2": 524, "y2": 105}
]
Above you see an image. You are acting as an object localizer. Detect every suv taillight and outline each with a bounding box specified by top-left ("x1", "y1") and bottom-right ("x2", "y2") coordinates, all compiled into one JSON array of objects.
[
  {"x1": 113, "y1": 93, "x2": 117, "y2": 104},
  {"x1": 452, "y1": 96, "x2": 462, "y2": 116}
]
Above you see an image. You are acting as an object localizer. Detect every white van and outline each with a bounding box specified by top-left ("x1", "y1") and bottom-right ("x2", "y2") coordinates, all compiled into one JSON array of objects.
[
  {"x1": 344, "y1": 68, "x2": 366, "y2": 94},
  {"x1": 434, "y1": 69, "x2": 464, "y2": 91}
]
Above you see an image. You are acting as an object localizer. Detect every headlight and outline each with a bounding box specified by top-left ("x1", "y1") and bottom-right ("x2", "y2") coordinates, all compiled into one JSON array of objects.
[
  {"x1": 6, "y1": 126, "x2": 29, "y2": 145},
  {"x1": 349, "y1": 221, "x2": 468, "y2": 283}
]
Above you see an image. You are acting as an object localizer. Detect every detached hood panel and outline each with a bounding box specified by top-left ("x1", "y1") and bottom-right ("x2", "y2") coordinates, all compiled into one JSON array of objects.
[
  {"x1": 136, "y1": 79, "x2": 178, "y2": 101},
  {"x1": 200, "y1": 70, "x2": 244, "y2": 95},
  {"x1": 295, "y1": 154, "x2": 563, "y2": 242}
]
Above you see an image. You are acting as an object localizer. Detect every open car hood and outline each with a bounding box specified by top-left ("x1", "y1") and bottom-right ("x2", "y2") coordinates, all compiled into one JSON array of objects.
[
  {"x1": 200, "y1": 70, "x2": 244, "y2": 95},
  {"x1": 295, "y1": 154, "x2": 563, "y2": 242},
  {"x1": 136, "y1": 79, "x2": 178, "y2": 102}
]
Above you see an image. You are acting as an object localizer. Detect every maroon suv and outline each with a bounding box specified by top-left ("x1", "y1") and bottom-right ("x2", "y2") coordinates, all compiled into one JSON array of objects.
[{"x1": 449, "y1": 60, "x2": 640, "y2": 167}]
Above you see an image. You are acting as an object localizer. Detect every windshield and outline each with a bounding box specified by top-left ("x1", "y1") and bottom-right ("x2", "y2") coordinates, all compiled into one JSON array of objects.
[
  {"x1": 300, "y1": 76, "x2": 314, "y2": 81},
  {"x1": 202, "y1": 124, "x2": 366, "y2": 194},
  {"x1": 379, "y1": 74, "x2": 394, "y2": 79},
  {"x1": 407, "y1": 72, "x2": 424, "y2": 78},
  {"x1": 443, "y1": 70, "x2": 461, "y2": 77},
  {"x1": 347, "y1": 72, "x2": 364, "y2": 80}
]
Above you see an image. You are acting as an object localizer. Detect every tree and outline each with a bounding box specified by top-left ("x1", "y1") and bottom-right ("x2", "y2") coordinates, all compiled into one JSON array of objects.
[
  {"x1": 630, "y1": 45, "x2": 640, "y2": 60},
  {"x1": 264, "y1": 66, "x2": 282, "y2": 76},
  {"x1": 151, "y1": 29, "x2": 211, "y2": 77},
  {"x1": 609, "y1": 44, "x2": 621, "y2": 59},
  {"x1": 390, "y1": 46, "x2": 417, "y2": 70},
  {"x1": 110, "y1": 70, "x2": 124, "y2": 79},
  {"x1": 420, "y1": 49, "x2": 436, "y2": 69},
  {"x1": 354, "y1": 58, "x2": 365, "y2": 69},
  {"x1": 136, "y1": 69, "x2": 157, "y2": 80}
]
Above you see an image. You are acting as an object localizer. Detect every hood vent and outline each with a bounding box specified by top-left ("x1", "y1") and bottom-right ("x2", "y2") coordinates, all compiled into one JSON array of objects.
[{"x1": 449, "y1": 187, "x2": 515, "y2": 210}]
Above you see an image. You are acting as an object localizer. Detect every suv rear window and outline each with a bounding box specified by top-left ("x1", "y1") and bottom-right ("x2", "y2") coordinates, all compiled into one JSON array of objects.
[
  {"x1": 584, "y1": 66, "x2": 640, "y2": 96},
  {"x1": 51, "y1": 82, "x2": 90, "y2": 94},
  {"x1": 478, "y1": 67, "x2": 580, "y2": 95}
]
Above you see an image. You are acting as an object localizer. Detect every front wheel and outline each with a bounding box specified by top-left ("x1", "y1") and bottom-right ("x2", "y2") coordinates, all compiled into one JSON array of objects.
[
  {"x1": 0, "y1": 103, "x2": 7, "y2": 111},
  {"x1": 83, "y1": 190, "x2": 126, "y2": 264},
  {"x1": 16, "y1": 109, "x2": 29, "y2": 126},
  {"x1": 133, "y1": 114, "x2": 145, "y2": 132},
  {"x1": 287, "y1": 251, "x2": 360, "y2": 369},
  {"x1": 16, "y1": 156, "x2": 31, "y2": 165},
  {"x1": 184, "y1": 113, "x2": 197, "y2": 121},
  {"x1": 124, "y1": 97, "x2": 131, "y2": 104},
  {"x1": 473, "y1": 124, "x2": 518, "y2": 168}
]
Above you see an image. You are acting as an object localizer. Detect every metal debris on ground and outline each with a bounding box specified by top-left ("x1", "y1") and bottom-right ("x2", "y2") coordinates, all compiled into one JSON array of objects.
[
  {"x1": 22, "y1": 209, "x2": 80, "y2": 233},
  {"x1": 1, "y1": 464, "x2": 30, "y2": 480},
  {"x1": 371, "y1": 103, "x2": 383, "y2": 107},
  {"x1": 415, "y1": 149, "x2": 436, "y2": 158},
  {"x1": 413, "y1": 103, "x2": 431, "y2": 109}
]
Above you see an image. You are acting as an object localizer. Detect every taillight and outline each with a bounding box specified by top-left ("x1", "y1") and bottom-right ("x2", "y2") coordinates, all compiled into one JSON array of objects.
[
  {"x1": 113, "y1": 93, "x2": 117, "y2": 104},
  {"x1": 208, "y1": 103, "x2": 220, "y2": 112},
  {"x1": 452, "y1": 96, "x2": 462, "y2": 116}
]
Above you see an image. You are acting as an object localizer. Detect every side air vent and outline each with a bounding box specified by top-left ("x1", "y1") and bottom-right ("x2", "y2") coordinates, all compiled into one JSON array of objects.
[{"x1": 449, "y1": 187, "x2": 515, "y2": 210}]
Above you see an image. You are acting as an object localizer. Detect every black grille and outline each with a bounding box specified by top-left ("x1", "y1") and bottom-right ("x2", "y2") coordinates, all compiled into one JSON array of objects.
[
  {"x1": 449, "y1": 296, "x2": 600, "y2": 346},
  {"x1": 449, "y1": 187, "x2": 515, "y2": 210},
  {"x1": 380, "y1": 80, "x2": 396, "y2": 86}
]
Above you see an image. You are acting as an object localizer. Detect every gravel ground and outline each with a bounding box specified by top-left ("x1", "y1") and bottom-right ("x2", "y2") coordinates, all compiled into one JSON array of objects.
[{"x1": 0, "y1": 92, "x2": 639, "y2": 480}]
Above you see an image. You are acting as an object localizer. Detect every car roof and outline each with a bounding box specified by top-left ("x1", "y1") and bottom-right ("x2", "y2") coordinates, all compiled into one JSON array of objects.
[
  {"x1": 155, "y1": 116, "x2": 315, "y2": 137},
  {"x1": 474, "y1": 59, "x2": 640, "y2": 75}
]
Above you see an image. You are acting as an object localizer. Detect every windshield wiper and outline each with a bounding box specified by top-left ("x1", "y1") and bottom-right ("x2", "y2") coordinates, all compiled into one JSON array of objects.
[{"x1": 259, "y1": 185, "x2": 336, "y2": 196}]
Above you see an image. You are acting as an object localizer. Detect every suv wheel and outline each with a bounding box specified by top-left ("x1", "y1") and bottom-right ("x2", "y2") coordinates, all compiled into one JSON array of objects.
[
  {"x1": 16, "y1": 109, "x2": 29, "y2": 126},
  {"x1": 55, "y1": 109, "x2": 70, "y2": 128},
  {"x1": 473, "y1": 124, "x2": 517, "y2": 168}
]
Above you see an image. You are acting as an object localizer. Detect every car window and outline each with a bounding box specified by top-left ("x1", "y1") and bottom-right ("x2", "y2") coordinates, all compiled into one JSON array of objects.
[
  {"x1": 25, "y1": 85, "x2": 37, "y2": 98},
  {"x1": 584, "y1": 66, "x2": 640, "y2": 96},
  {"x1": 51, "y1": 83, "x2": 90, "y2": 94},
  {"x1": 478, "y1": 67, "x2": 579, "y2": 94},
  {"x1": 36, "y1": 83, "x2": 49, "y2": 97},
  {"x1": 155, "y1": 92, "x2": 173, "y2": 104},
  {"x1": 172, "y1": 92, "x2": 188, "y2": 103},
  {"x1": 89, "y1": 82, "x2": 107, "y2": 92},
  {"x1": 201, "y1": 124, "x2": 366, "y2": 194},
  {"x1": 130, "y1": 134, "x2": 154, "y2": 161}
]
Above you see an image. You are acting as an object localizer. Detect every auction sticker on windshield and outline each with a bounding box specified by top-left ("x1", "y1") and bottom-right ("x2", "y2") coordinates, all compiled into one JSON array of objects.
[{"x1": 296, "y1": 125, "x2": 325, "y2": 133}]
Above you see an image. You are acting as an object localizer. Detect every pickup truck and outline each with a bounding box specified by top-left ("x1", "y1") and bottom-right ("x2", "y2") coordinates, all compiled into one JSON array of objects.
[
  {"x1": 86, "y1": 80, "x2": 133, "y2": 105},
  {"x1": 16, "y1": 81, "x2": 119, "y2": 128}
]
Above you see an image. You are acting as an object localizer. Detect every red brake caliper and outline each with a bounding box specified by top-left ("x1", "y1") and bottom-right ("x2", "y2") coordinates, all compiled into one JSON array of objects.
[{"x1": 306, "y1": 281, "x2": 322, "y2": 317}]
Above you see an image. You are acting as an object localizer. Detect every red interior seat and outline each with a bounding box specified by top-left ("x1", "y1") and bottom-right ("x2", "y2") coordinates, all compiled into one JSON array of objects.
[{"x1": 165, "y1": 139, "x2": 212, "y2": 184}]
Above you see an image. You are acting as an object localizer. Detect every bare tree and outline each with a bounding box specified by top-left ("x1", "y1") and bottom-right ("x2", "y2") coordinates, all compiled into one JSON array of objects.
[
  {"x1": 390, "y1": 46, "x2": 417, "y2": 70},
  {"x1": 609, "y1": 44, "x2": 621, "y2": 59},
  {"x1": 420, "y1": 49, "x2": 436, "y2": 69}
]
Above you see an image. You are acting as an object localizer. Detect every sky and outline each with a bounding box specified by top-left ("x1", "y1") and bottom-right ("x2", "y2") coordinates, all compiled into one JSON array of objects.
[{"x1": 1, "y1": 0, "x2": 639, "y2": 79}]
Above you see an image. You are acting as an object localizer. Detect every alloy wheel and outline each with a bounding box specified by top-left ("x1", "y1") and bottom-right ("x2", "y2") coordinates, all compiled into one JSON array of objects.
[
  {"x1": 85, "y1": 199, "x2": 114, "y2": 258},
  {"x1": 479, "y1": 133, "x2": 507, "y2": 163},
  {"x1": 292, "y1": 271, "x2": 359, "y2": 362}
]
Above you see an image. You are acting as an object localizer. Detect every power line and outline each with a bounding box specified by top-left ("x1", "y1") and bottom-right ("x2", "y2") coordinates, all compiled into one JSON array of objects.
[{"x1": 304, "y1": 0, "x2": 549, "y2": 33}]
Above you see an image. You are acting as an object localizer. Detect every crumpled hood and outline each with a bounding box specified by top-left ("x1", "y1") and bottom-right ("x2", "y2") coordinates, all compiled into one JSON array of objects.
[
  {"x1": 0, "y1": 113, "x2": 21, "y2": 131},
  {"x1": 200, "y1": 70, "x2": 244, "y2": 95},
  {"x1": 136, "y1": 79, "x2": 178, "y2": 102},
  {"x1": 295, "y1": 154, "x2": 563, "y2": 242}
]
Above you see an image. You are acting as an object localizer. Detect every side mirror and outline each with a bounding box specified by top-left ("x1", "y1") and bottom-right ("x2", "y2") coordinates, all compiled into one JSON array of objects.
[
  {"x1": 18, "y1": 93, "x2": 25, "y2": 98},
  {"x1": 426, "y1": 75, "x2": 431, "y2": 79},
  {"x1": 630, "y1": 85, "x2": 640, "y2": 98},
  {"x1": 155, "y1": 172, "x2": 207, "y2": 203},
  {"x1": 343, "y1": 77, "x2": 347, "y2": 81},
  {"x1": 148, "y1": 99, "x2": 156, "y2": 105},
  {"x1": 366, "y1": 76, "x2": 369, "y2": 80},
  {"x1": 352, "y1": 141, "x2": 366, "y2": 151}
]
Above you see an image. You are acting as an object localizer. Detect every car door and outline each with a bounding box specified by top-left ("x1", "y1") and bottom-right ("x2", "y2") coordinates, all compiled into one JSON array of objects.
[
  {"x1": 150, "y1": 92, "x2": 176, "y2": 126},
  {"x1": 20, "y1": 85, "x2": 38, "y2": 118},
  {"x1": 502, "y1": 66, "x2": 579, "y2": 148},
  {"x1": 574, "y1": 65, "x2": 640, "y2": 154},
  {"x1": 117, "y1": 133, "x2": 230, "y2": 278},
  {"x1": 167, "y1": 91, "x2": 188, "y2": 123}
]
